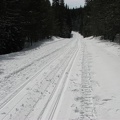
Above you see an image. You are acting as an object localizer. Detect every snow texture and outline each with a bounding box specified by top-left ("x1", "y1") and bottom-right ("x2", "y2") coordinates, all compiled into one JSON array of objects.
[{"x1": 0, "y1": 32, "x2": 120, "y2": 120}]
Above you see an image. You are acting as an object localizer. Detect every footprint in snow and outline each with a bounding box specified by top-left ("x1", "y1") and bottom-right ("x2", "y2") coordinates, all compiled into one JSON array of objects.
[
  {"x1": 74, "y1": 107, "x2": 79, "y2": 113},
  {"x1": 72, "y1": 89, "x2": 79, "y2": 92},
  {"x1": 102, "y1": 99, "x2": 112, "y2": 101},
  {"x1": 1, "y1": 112, "x2": 6, "y2": 114},
  {"x1": 74, "y1": 97, "x2": 82, "y2": 102},
  {"x1": 116, "y1": 109, "x2": 120, "y2": 112}
]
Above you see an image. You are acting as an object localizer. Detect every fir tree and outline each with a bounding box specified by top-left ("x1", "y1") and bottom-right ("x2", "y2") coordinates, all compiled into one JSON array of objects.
[{"x1": 0, "y1": 0, "x2": 24, "y2": 54}]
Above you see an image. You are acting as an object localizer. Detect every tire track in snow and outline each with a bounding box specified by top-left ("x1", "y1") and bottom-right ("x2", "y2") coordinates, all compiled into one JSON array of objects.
[{"x1": 80, "y1": 41, "x2": 96, "y2": 120}]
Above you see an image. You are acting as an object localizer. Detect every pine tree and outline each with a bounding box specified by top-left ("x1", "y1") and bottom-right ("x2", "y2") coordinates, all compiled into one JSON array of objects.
[
  {"x1": 52, "y1": 0, "x2": 59, "y2": 7},
  {"x1": 22, "y1": 0, "x2": 53, "y2": 45},
  {"x1": 79, "y1": 0, "x2": 120, "y2": 42},
  {"x1": 59, "y1": 0, "x2": 64, "y2": 6},
  {"x1": 52, "y1": 0, "x2": 71, "y2": 37},
  {"x1": 0, "y1": 0, "x2": 73, "y2": 54},
  {"x1": 0, "y1": 0, "x2": 24, "y2": 54}
]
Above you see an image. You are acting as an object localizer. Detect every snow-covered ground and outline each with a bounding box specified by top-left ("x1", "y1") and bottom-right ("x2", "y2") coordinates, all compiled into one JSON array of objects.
[
  {"x1": 0, "y1": 32, "x2": 120, "y2": 120},
  {"x1": 84, "y1": 37, "x2": 120, "y2": 120}
]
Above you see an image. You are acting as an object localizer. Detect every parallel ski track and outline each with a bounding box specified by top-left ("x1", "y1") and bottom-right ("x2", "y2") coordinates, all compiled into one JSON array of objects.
[
  {"x1": 24, "y1": 42, "x2": 78, "y2": 120},
  {"x1": 0, "y1": 40, "x2": 78, "y2": 120},
  {"x1": 37, "y1": 40, "x2": 80, "y2": 120},
  {"x1": 0, "y1": 39, "x2": 74, "y2": 110},
  {"x1": 1, "y1": 38, "x2": 72, "y2": 81}
]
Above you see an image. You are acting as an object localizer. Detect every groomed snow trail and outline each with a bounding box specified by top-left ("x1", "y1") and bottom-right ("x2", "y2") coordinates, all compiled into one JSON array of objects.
[
  {"x1": 0, "y1": 32, "x2": 120, "y2": 120},
  {"x1": 0, "y1": 32, "x2": 85, "y2": 120}
]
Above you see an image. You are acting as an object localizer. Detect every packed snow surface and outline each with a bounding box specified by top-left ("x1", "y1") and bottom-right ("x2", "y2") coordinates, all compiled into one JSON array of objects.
[{"x1": 0, "y1": 32, "x2": 120, "y2": 120}]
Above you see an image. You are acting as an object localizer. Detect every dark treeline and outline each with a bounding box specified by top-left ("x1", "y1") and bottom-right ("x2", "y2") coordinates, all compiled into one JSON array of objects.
[
  {"x1": 70, "y1": 7, "x2": 83, "y2": 32},
  {"x1": 79, "y1": 0, "x2": 120, "y2": 43},
  {"x1": 0, "y1": 0, "x2": 72, "y2": 55},
  {"x1": 52, "y1": 0, "x2": 72, "y2": 38},
  {"x1": 1, "y1": 0, "x2": 120, "y2": 55}
]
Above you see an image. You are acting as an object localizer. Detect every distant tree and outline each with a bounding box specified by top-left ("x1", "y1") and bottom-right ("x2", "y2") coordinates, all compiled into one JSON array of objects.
[
  {"x1": 22, "y1": 0, "x2": 53, "y2": 45},
  {"x1": 70, "y1": 7, "x2": 82, "y2": 32},
  {"x1": 52, "y1": 0, "x2": 59, "y2": 6},
  {"x1": 52, "y1": 0, "x2": 71, "y2": 37}
]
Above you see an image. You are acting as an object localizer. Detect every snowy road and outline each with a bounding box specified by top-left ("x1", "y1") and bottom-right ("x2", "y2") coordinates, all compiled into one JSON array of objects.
[{"x1": 0, "y1": 32, "x2": 120, "y2": 120}]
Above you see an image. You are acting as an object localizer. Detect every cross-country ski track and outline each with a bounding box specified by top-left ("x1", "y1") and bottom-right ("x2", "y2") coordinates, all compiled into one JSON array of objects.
[{"x1": 0, "y1": 32, "x2": 120, "y2": 120}]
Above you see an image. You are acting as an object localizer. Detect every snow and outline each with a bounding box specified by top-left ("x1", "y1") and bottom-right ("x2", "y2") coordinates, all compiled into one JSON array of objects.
[
  {"x1": 0, "y1": 32, "x2": 120, "y2": 120},
  {"x1": 84, "y1": 37, "x2": 120, "y2": 120}
]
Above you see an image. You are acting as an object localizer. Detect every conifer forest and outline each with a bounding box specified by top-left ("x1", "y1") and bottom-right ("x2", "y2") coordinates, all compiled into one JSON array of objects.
[
  {"x1": 0, "y1": 0, "x2": 120, "y2": 54},
  {"x1": 0, "y1": 1, "x2": 120, "y2": 120}
]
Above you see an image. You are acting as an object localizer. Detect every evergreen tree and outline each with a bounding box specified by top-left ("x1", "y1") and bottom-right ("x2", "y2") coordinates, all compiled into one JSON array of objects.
[
  {"x1": 79, "y1": 0, "x2": 120, "y2": 42},
  {"x1": 22, "y1": 0, "x2": 53, "y2": 45},
  {"x1": 0, "y1": 0, "x2": 73, "y2": 55},
  {"x1": 0, "y1": 0, "x2": 24, "y2": 54},
  {"x1": 52, "y1": 0, "x2": 72, "y2": 38}
]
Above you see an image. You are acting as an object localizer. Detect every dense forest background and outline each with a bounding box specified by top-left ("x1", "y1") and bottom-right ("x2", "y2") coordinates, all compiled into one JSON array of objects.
[
  {"x1": 79, "y1": 0, "x2": 120, "y2": 43},
  {"x1": 0, "y1": 0, "x2": 120, "y2": 55},
  {"x1": 0, "y1": 0, "x2": 73, "y2": 54}
]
